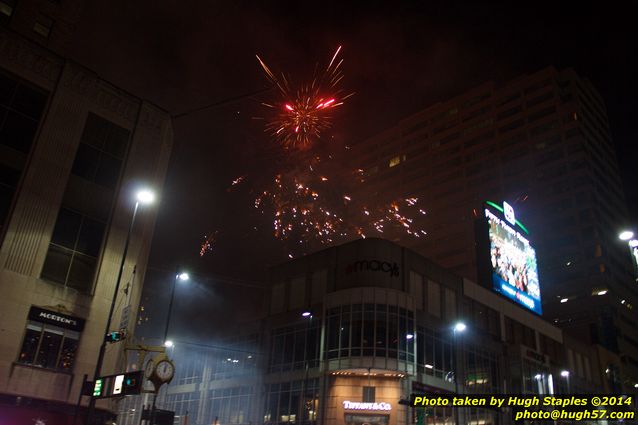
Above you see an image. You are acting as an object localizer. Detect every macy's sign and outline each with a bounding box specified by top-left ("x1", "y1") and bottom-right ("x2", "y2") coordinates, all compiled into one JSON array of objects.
[{"x1": 346, "y1": 260, "x2": 400, "y2": 277}]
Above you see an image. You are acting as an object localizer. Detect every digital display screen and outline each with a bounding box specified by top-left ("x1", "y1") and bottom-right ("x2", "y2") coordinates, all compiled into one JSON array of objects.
[{"x1": 485, "y1": 208, "x2": 541, "y2": 314}]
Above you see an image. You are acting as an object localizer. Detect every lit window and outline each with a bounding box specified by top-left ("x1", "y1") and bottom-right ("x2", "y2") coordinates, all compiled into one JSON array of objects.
[
  {"x1": 17, "y1": 306, "x2": 84, "y2": 372},
  {"x1": 389, "y1": 156, "x2": 401, "y2": 167},
  {"x1": 0, "y1": 0, "x2": 14, "y2": 19},
  {"x1": 33, "y1": 15, "x2": 54, "y2": 38}
]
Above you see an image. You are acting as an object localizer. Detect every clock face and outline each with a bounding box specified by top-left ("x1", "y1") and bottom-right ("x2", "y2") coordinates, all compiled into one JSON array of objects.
[
  {"x1": 155, "y1": 360, "x2": 174, "y2": 381},
  {"x1": 144, "y1": 359, "x2": 155, "y2": 378}
]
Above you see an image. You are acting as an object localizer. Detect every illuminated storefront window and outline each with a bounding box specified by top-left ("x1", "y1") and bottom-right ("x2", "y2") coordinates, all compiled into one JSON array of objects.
[
  {"x1": 325, "y1": 304, "x2": 415, "y2": 361},
  {"x1": 264, "y1": 379, "x2": 319, "y2": 425}
]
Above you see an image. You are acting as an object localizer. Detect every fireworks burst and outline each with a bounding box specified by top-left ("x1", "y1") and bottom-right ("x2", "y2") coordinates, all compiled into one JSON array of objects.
[
  {"x1": 252, "y1": 155, "x2": 427, "y2": 251},
  {"x1": 198, "y1": 46, "x2": 428, "y2": 261},
  {"x1": 199, "y1": 232, "x2": 217, "y2": 257},
  {"x1": 256, "y1": 46, "x2": 353, "y2": 149},
  {"x1": 227, "y1": 175, "x2": 246, "y2": 191}
]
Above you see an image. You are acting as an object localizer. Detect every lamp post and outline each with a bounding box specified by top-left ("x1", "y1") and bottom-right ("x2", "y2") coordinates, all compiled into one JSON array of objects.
[
  {"x1": 619, "y1": 230, "x2": 638, "y2": 280},
  {"x1": 86, "y1": 189, "x2": 155, "y2": 424},
  {"x1": 452, "y1": 322, "x2": 466, "y2": 425},
  {"x1": 561, "y1": 370, "x2": 571, "y2": 394},
  {"x1": 149, "y1": 271, "x2": 187, "y2": 425},
  {"x1": 534, "y1": 373, "x2": 545, "y2": 394},
  {"x1": 163, "y1": 271, "x2": 189, "y2": 345},
  {"x1": 301, "y1": 311, "x2": 313, "y2": 425}
]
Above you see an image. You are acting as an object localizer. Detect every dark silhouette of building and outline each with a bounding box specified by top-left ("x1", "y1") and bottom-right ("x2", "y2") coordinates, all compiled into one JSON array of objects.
[{"x1": 351, "y1": 67, "x2": 637, "y2": 386}]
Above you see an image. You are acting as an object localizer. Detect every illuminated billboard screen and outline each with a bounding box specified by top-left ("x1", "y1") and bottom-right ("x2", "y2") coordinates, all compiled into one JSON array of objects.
[{"x1": 485, "y1": 207, "x2": 541, "y2": 314}]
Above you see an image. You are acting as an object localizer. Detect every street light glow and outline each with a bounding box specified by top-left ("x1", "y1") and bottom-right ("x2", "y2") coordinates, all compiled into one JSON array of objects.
[
  {"x1": 136, "y1": 189, "x2": 156, "y2": 205},
  {"x1": 454, "y1": 322, "x2": 467, "y2": 333},
  {"x1": 619, "y1": 230, "x2": 634, "y2": 241},
  {"x1": 561, "y1": 370, "x2": 570, "y2": 377},
  {"x1": 406, "y1": 333, "x2": 414, "y2": 340},
  {"x1": 178, "y1": 272, "x2": 190, "y2": 281},
  {"x1": 301, "y1": 311, "x2": 312, "y2": 317},
  {"x1": 534, "y1": 374, "x2": 542, "y2": 380},
  {"x1": 164, "y1": 340, "x2": 174, "y2": 348}
]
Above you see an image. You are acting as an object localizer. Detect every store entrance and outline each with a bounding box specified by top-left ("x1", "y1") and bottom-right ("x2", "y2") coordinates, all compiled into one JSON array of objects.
[{"x1": 344, "y1": 413, "x2": 389, "y2": 425}]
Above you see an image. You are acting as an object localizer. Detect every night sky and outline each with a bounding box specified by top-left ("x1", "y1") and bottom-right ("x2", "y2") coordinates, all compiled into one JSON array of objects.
[{"x1": 66, "y1": 1, "x2": 637, "y2": 338}]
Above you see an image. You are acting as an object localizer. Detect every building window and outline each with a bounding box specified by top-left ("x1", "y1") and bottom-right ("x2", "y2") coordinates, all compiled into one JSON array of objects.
[
  {"x1": 264, "y1": 380, "x2": 319, "y2": 425},
  {"x1": 0, "y1": 0, "x2": 14, "y2": 21},
  {"x1": 33, "y1": 14, "x2": 54, "y2": 38},
  {"x1": 389, "y1": 155, "x2": 401, "y2": 167},
  {"x1": 41, "y1": 113, "x2": 130, "y2": 293},
  {"x1": 0, "y1": 163, "x2": 21, "y2": 229},
  {"x1": 324, "y1": 303, "x2": 415, "y2": 361},
  {"x1": 0, "y1": 70, "x2": 48, "y2": 234},
  {"x1": 17, "y1": 307, "x2": 85, "y2": 372},
  {"x1": 269, "y1": 322, "x2": 321, "y2": 373},
  {"x1": 41, "y1": 207, "x2": 105, "y2": 292},
  {"x1": 0, "y1": 72, "x2": 48, "y2": 153},
  {"x1": 362, "y1": 386, "x2": 375, "y2": 402},
  {"x1": 166, "y1": 392, "x2": 201, "y2": 423},
  {"x1": 71, "y1": 113, "x2": 129, "y2": 190}
]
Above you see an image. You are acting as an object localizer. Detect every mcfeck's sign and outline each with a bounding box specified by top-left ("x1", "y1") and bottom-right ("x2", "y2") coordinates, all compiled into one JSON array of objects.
[
  {"x1": 28, "y1": 306, "x2": 85, "y2": 332},
  {"x1": 346, "y1": 259, "x2": 400, "y2": 277}
]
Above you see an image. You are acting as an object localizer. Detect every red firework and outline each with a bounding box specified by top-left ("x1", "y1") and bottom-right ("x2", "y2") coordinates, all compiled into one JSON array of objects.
[{"x1": 256, "y1": 46, "x2": 353, "y2": 149}]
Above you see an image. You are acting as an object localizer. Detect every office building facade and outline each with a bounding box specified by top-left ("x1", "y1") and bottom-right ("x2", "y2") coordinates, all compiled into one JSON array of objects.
[
  {"x1": 0, "y1": 22, "x2": 173, "y2": 423},
  {"x1": 350, "y1": 67, "x2": 637, "y2": 382},
  {"x1": 121, "y1": 238, "x2": 622, "y2": 425}
]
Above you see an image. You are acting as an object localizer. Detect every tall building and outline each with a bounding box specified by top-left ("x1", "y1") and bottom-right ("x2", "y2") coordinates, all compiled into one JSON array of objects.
[
  {"x1": 351, "y1": 67, "x2": 637, "y2": 383},
  {"x1": 118, "y1": 238, "x2": 625, "y2": 425},
  {"x1": 0, "y1": 0, "x2": 84, "y2": 55},
  {"x1": 0, "y1": 14, "x2": 173, "y2": 424}
]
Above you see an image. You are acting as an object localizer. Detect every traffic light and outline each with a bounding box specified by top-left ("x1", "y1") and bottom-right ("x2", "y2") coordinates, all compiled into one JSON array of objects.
[
  {"x1": 105, "y1": 329, "x2": 127, "y2": 343},
  {"x1": 123, "y1": 370, "x2": 143, "y2": 395},
  {"x1": 93, "y1": 378, "x2": 104, "y2": 397}
]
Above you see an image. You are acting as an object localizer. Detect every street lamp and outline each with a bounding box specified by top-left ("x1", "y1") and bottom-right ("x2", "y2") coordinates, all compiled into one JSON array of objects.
[
  {"x1": 454, "y1": 322, "x2": 467, "y2": 333},
  {"x1": 619, "y1": 230, "x2": 634, "y2": 241},
  {"x1": 86, "y1": 188, "x2": 155, "y2": 424},
  {"x1": 534, "y1": 373, "x2": 545, "y2": 394},
  {"x1": 163, "y1": 270, "x2": 190, "y2": 345},
  {"x1": 619, "y1": 230, "x2": 638, "y2": 281},
  {"x1": 452, "y1": 322, "x2": 466, "y2": 425}
]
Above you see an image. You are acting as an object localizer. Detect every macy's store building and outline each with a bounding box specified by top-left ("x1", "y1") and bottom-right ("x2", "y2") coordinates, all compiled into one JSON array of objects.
[
  {"x1": 259, "y1": 237, "x2": 574, "y2": 425},
  {"x1": 148, "y1": 238, "x2": 600, "y2": 425}
]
